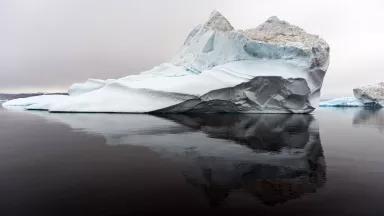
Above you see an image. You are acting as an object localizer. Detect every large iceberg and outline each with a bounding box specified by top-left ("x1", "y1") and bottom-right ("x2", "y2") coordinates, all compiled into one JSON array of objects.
[{"x1": 3, "y1": 11, "x2": 330, "y2": 113}]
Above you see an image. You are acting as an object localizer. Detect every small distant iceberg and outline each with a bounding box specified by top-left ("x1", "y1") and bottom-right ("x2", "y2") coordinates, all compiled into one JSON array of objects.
[
  {"x1": 353, "y1": 82, "x2": 384, "y2": 107},
  {"x1": 320, "y1": 97, "x2": 363, "y2": 107},
  {"x1": 321, "y1": 82, "x2": 384, "y2": 108}
]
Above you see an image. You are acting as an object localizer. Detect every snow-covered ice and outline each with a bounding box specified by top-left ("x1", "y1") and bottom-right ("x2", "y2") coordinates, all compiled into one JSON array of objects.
[
  {"x1": 354, "y1": 82, "x2": 384, "y2": 107},
  {"x1": 3, "y1": 95, "x2": 69, "y2": 110},
  {"x1": 3, "y1": 11, "x2": 330, "y2": 113},
  {"x1": 321, "y1": 83, "x2": 384, "y2": 108}
]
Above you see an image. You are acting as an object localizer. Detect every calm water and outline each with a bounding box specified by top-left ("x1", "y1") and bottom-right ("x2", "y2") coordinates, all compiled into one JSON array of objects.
[{"x1": 0, "y1": 107, "x2": 384, "y2": 216}]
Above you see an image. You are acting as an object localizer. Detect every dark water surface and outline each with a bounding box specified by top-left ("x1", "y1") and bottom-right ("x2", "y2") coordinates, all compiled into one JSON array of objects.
[{"x1": 0, "y1": 107, "x2": 384, "y2": 216}]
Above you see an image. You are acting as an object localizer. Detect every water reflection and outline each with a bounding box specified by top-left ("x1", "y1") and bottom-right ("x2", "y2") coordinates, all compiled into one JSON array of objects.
[
  {"x1": 353, "y1": 108, "x2": 384, "y2": 132},
  {"x1": 27, "y1": 111, "x2": 326, "y2": 206},
  {"x1": 159, "y1": 114, "x2": 326, "y2": 206}
]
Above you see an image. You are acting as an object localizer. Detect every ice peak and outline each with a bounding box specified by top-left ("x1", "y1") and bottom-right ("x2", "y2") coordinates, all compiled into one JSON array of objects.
[
  {"x1": 243, "y1": 16, "x2": 327, "y2": 49},
  {"x1": 203, "y1": 10, "x2": 234, "y2": 31},
  {"x1": 209, "y1": 10, "x2": 224, "y2": 18},
  {"x1": 266, "y1": 16, "x2": 281, "y2": 23},
  {"x1": 255, "y1": 16, "x2": 305, "y2": 36}
]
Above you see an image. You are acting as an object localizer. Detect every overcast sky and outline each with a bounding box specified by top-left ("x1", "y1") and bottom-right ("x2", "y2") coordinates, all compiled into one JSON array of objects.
[{"x1": 1, "y1": 0, "x2": 384, "y2": 97}]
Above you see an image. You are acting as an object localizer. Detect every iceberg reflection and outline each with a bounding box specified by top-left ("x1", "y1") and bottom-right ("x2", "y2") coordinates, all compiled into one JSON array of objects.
[
  {"x1": 28, "y1": 111, "x2": 326, "y2": 206},
  {"x1": 353, "y1": 108, "x2": 384, "y2": 132}
]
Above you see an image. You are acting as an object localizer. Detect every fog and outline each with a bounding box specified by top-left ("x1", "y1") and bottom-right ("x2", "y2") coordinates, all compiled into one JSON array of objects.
[{"x1": 1, "y1": 0, "x2": 384, "y2": 98}]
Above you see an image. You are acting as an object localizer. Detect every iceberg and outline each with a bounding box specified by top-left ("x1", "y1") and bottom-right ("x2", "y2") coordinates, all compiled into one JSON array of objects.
[
  {"x1": 3, "y1": 11, "x2": 330, "y2": 113},
  {"x1": 353, "y1": 82, "x2": 384, "y2": 107},
  {"x1": 320, "y1": 82, "x2": 384, "y2": 108},
  {"x1": 319, "y1": 97, "x2": 363, "y2": 107}
]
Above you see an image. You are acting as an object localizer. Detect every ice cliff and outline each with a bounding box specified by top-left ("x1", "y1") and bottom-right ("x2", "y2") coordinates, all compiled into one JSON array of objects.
[{"x1": 3, "y1": 11, "x2": 330, "y2": 113}]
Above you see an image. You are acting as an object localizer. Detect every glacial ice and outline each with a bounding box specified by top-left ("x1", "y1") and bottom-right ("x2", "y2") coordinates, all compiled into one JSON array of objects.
[
  {"x1": 68, "y1": 79, "x2": 115, "y2": 96},
  {"x1": 3, "y1": 95, "x2": 69, "y2": 110},
  {"x1": 320, "y1": 82, "x2": 384, "y2": 108},
  {"x1": 157, "y1": 76, "x2": 314, "y2": 113},
  {"x1": 354, "y1": 82, "x2": 384, "y2": 107},
  {"x1": 319, "y1": 97, "x2": 364, "y2": 107},
  {"x1": 3, "y1": 11, "x2": 330, "y2": 113}
]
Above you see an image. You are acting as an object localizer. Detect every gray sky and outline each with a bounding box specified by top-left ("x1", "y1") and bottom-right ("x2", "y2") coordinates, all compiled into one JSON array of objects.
[{"x1": 1, "y1": 0, "x2": 384, "y2": 98}]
